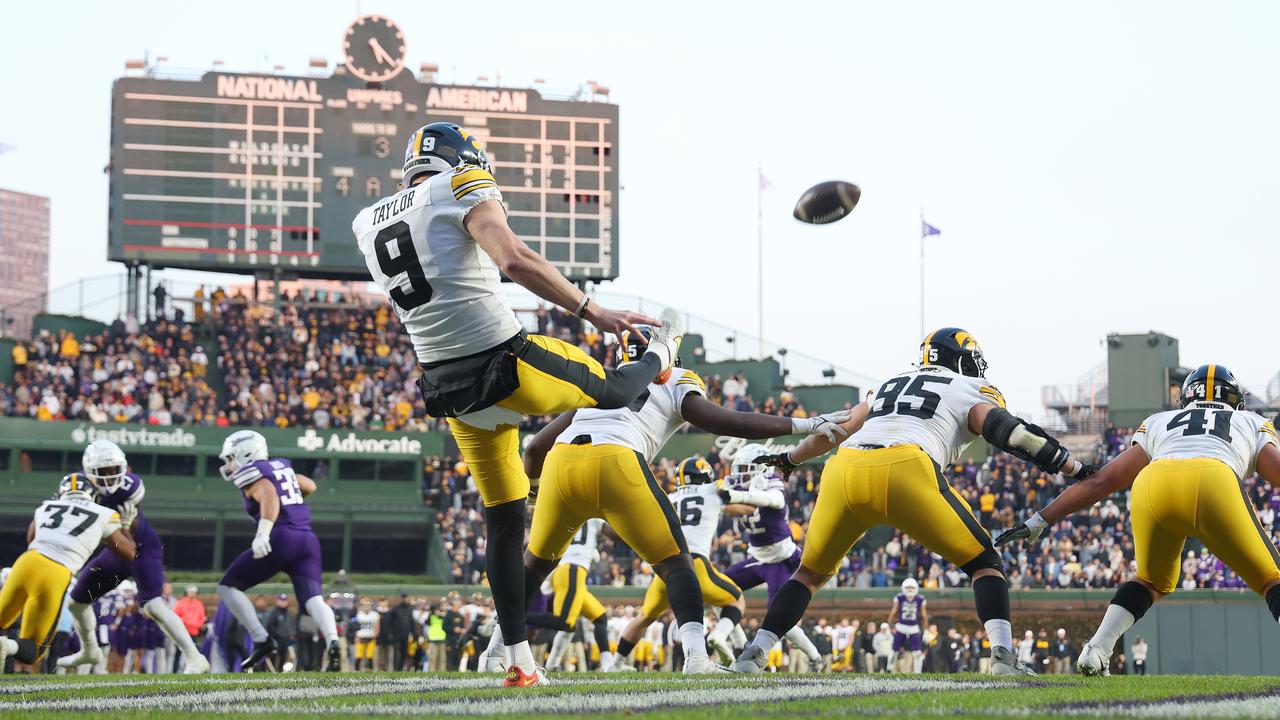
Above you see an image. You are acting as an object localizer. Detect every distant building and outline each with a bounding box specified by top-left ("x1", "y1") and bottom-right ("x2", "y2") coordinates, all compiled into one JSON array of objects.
[{"x1": 0, "y1": 188, "x2": 50, "y2": 338}]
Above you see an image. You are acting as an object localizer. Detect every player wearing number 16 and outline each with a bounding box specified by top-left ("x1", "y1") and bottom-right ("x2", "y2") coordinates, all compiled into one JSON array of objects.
[
  {"x1": 0, "y1": 475, "x2": 134, "y2": 670},
  {"x1": 214, "y1": 430, "x2": 344, "y2": 672},
  {"x1": 354, "y1": 122, "x2": 683, "y2": 686},
  {"x1": 994, "y1": 364, "x2": 1280, "y2": 676},
  {"x1": 733, "y1": 328, "x2": 1091, "y2": 677}
]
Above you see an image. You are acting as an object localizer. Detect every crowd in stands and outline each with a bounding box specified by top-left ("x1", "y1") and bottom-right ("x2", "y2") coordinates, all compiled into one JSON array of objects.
[
  {"x1": 4, "y1": 293, "x2": 816, "y2": 432},
  {"x1": 4, "y1": 294, "x2": 1279, "y2": 595}
]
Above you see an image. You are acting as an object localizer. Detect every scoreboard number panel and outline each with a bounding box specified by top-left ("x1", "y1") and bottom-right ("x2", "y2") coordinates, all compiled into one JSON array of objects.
[{"x1": 108, "y1": 49, "x2": 619, "y2": 280}]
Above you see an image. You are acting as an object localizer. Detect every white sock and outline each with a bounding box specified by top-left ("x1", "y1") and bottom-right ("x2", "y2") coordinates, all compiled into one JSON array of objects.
[
  {"x1": 143, "y1": 597, "x2": 202, "y2": 661},
  {"x1": 507, "y1": 640, "x2": 536, "y2": 673},
  {"x1": 1091, "y1": 604, "x2": 1136, "y2": 653},
  {"x1": 984, "y1": 619, "x2": 1012, "y2": 652},
  {"x1": 304, "y1": 596, "x2": 340, "y2": 645},
  {"x1": 679, "y1": 621, "x2": 707, "y2": 664},
  {"x1": 600, "y1": 650, "x2": 614, "y2": 669},
  {"x1": 67, "y1": 602, "x2": 100, "y2": 658},
  {"x1": 547, "y1": 631, "x2": 570, "y2": 669},
  {"x1": 217, "y1": 584, "x2": 269, "y2": 643},
  {"x1": 709, "y1": 617, "x2": 735, "y2": 642},
  {"x1": 750, "y1": 628, "x2": 780, "y2": 652},
  {"x1": 484, "y1": 624, "x2": 504, "y2": 658},
  {"x1": 730, "y1": 624, "x2": 747, "y2": 647},
  {"x1": 785, "y1": 625, "x2": 821, "y2": 662}
]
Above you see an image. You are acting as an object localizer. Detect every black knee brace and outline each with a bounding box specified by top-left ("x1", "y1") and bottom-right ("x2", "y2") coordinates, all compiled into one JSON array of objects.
[
  {"x1": 1267, "y1": 585, "x2": 1280, "y2": 623},
  {"x1": 761, "y1": 580, "x2": 812, "y2": 637},
  {"x1": 662, "y1": 566, "x2": 704, "y2": 627},
  {"x1": 961, "y1": 547, "x2": 1004, "y2": 577},
  {"x1": 615, "y1": 636, "x2": 636, "y2": 659},
  {"x1": 13, "y1": 638, "x2": 37, "y2": 665},
  {"x1": 971, "y1": 574, "x2": 1011, "y2": 623},
  {"x1": 1111, "y1": 581, "x2": 1156, "y2": 621},
  {"x1": 719, "y1": 604, "x2": 743, "y2": 627},
  {"x1": 594, "y1": 616, "x2": 610, "y2": 650}
]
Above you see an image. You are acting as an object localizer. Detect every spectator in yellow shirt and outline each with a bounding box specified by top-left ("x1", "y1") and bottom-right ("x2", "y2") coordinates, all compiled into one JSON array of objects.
[{"x1": 59, "y1": 332, "x2": 80, "y2": 360}]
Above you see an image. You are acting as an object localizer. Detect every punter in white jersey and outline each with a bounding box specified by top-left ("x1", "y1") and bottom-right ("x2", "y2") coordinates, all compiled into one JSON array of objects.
[
  {"x1": 735, "y1": 328, "x2": 1090, "y2": 676},
  {"x1": 0, "y1": 475, "x2": 135, "y2": 669},
  {"x1": 354, "y1": 122, "x2": 680, "y2": 688},
  {"x1": 506, "y1": 325, "x2": 851, "y2": 674},
  {"x1": 997, "y1": 363, "x2": 1280, "y2": 676}
]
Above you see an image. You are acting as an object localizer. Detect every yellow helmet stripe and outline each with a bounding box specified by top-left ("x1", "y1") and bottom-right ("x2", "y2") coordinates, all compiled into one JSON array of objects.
[
  {"x1": 70, "y1": 474, "x2": 78, "y2": 492},
  {"x1": 921, "y1": 331, "x2": 936, "y2": 365},
  {"x1": 1206, "y1": 364, "x2": 1216, "y2": 403}
]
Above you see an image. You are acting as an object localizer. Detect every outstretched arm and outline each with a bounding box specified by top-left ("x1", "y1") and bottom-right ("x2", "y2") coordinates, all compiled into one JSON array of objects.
[
  {"x1": 680, "y1": 395, "x2": 850, "y2": 441},
  {"x1": 758, "y1": 402, "x2": 871, "y2": 470},
  {"x1": 523, "y1": 410, "x2": 578, "y2": 482},
  {"x1": 967, "y1": 403, "x2": 1088, "y2": 477},
  {"x1": 1255, "y1": 443, "x2": 1280, "y2": 488},
  {"x1": 466, "y1": 201, "x2": 656, "y2": 337},
  {"x1": 994, "y1": 445, "x2": 1149, "y2": 546}
]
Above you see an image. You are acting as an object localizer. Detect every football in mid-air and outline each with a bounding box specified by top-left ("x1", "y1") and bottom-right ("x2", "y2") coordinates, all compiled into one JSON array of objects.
[{"x1": 793, "y1": 180, "x2": 861, "y2": 224}]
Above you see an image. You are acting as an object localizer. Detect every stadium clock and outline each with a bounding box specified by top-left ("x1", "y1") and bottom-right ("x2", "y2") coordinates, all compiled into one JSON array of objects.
[{"x1": 343, "y1": 15, "x2": 406, "y2": 83}]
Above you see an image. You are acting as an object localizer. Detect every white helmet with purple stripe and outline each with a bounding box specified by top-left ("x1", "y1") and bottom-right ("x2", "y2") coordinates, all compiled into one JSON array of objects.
[
  {"x1": 728, "y1": 443, "x2": 769, "y2": 488},
  {"x1": 219, "y1": 430, "x2": 269, "y2": 482}
]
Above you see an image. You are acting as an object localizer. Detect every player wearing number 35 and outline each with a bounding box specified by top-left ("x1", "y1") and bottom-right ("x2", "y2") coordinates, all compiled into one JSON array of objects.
[
  {"x1": 732, "y1": 328, "x2": 1092, "y2": 677},
  {"x1": 994, "y1": 363, "x2": 1280, "y2": 676},
  {"x1": 214, "y1": 430, "x2": 343, "y2": 672},
  {"x1": 353, "y1": 122, "x2": 685, "y2": 686}
]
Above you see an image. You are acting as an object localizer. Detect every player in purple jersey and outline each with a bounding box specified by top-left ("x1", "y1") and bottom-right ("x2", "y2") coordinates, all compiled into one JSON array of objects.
[
  {"x1": 215, "y1": 430, "x2": 342, "y2": 672},
  {"x1": 721, "y1": 444, "x2": 825, "y2": 670},
  {"x1": 57, "y1": 440, "x2": 210, "y2": 674},
  {"x1": 889, "y1": 578, "x2": 928, "y2": 673}
]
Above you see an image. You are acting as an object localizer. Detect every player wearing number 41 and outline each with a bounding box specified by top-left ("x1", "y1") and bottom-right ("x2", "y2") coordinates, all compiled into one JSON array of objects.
[
  {"x1": 478, "y1": 325, "x2": 852, "y2": 678},
  {"x1": 732, "y1": 328, "x2": 1094, "y2": 676},
  {"x1": 355, "y1": 122, "x2": 684, "y2": 687},
  {"x1": 55, "y1": 440, "x2": 210, "y2": 674},
  {"x1": 996, "y1": 363, "x2": 1280, "y2": 676},
  {"x1": 215, "y1": 430, "x2": 343, "y2": 672},
  {"x1": 0, "y1": 475, "x2": 135, "y2": 671}
]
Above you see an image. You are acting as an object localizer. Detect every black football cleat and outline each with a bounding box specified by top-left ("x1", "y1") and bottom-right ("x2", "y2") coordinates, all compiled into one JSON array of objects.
[
  {"x1": 326, "y1": 640, "x2": 342, "y2": 672},
  {"x1": 240, "y1": 636, "x2": 278, "y2": 672}
]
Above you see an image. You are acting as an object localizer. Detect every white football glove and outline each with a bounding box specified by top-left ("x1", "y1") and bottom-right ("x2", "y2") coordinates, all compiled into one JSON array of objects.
[
  {"x1": 252, "y1": 519, "x2": 274, "y2": 559},
  {"x1": 792, "y1": 410, "x2": 853, "y2": 441},
  {"x1": 119, "y1": 503, "x2": 139, "y2": 528}
]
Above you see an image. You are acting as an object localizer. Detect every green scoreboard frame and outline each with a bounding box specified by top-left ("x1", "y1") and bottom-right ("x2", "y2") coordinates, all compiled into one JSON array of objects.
[{"x1": 108, "y1": 70, "x2": 619, "y2": 280}]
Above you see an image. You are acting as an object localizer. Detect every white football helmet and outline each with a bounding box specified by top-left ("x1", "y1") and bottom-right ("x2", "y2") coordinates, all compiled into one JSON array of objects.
[
  {"x1": 0, "y1": 567, "x2": 11, "y2": 587},
  {"x1": 219, "y1": 430, "x2": 270, "y2": 482},
  {"x1": 901, "y1": 577, "x2": 919, "y2": 599},
  {"x1": 82, "y1": 440, "x2": 128, "y2": 494},
  {"x1": 729, "y1": 443, "x2": 768, "y2": 487}
]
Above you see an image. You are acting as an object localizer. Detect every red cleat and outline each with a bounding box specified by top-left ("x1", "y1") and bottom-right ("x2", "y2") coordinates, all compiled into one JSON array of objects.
[{"x1": 502, "y1": 665, "x2": 548, "y2": 687}]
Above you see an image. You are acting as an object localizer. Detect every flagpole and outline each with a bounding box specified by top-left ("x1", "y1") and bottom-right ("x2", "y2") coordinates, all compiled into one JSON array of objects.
[
  {"x1": 757, "y1": 162, "x2": 764, "y2": 358},
  {"x1": 919, "y1": 209, "x2": 925, "y2": 339}
]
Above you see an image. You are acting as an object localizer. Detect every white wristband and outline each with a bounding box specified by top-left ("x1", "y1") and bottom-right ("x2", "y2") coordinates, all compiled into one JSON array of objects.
[
  {"x1": 790, "y1": 417, "x2": 809, "y2": 434},
  {"x1": 1025, "y1": 512, "x2": 1047, "y2": 533},
  {"x1": 256, "y1": 518, "x2": 275, "y2": 536}
]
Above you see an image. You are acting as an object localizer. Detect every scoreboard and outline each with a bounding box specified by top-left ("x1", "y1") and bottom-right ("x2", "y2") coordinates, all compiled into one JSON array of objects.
[{"x1": 108, "y1": 23, "x2": 619, "y2": 281}]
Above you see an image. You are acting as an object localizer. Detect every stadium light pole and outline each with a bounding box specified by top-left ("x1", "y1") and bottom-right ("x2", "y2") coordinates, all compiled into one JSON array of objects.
[{"x1": 757, "y1": 161, "x2": 764, "y2": 358}]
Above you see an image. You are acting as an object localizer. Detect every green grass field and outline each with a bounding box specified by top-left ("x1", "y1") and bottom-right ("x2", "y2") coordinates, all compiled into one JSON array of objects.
[{"x1": 3, "y1": 673, "x2": 1280, "y2": 719}]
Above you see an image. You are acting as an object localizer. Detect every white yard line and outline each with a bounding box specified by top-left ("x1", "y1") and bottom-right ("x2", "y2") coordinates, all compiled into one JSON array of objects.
[
  {"x1": 3, "y1": 676, "x2": 1005, "y2": 714},
  {"x1": 1027, "y1": 695, "x2": 1280, "y2": 719}
]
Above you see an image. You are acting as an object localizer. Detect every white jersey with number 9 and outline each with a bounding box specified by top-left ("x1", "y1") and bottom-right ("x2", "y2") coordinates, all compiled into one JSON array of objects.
[{"x1": 353, "y1": 164, "x2": 521, "y2": 364}]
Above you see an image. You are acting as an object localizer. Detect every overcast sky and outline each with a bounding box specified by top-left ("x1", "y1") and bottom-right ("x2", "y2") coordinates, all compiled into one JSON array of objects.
[{"x1": 2, "y1": 1, "x2": 1278, "y2": 415}]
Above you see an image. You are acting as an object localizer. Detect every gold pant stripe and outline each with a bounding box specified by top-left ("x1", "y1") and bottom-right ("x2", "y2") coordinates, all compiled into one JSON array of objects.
[
  {"x1": 639, "y1": 554, "x2": 743, "y2": 620},
  {"x1": 550, "y1": 563, "x2": 605, "y2": 627},
  {"x1": 800, "y1": 446, "x2": 990, "y2": 577},
  {"x1": 528, "y1": 444, "x2": 684, "y2": 567},
  {"x1": 0, "y1": 550, "x2": 72, "y2": 660},
  {"x1": 446, "y1": 335, "x2": 608, "y2": 508},
  {"x1": 1132, "y1": 458, "x2": 1280, "y2": 594}
]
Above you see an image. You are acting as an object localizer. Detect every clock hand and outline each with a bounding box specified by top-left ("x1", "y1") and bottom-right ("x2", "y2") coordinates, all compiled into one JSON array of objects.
[{"x1": 368, "y1": 38, "x2": 396, "y2": 66}]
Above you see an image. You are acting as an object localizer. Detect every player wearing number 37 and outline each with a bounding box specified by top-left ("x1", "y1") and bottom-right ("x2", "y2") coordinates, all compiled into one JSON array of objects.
[
  {"x1": 994, "y1": 363, "x2": 1280, "y2": 676},
  {"x1": 354, "y1": 122, "x2": 684, "y2": 686},
  {"x1": 732, "y1": 328, "x2": 1092, "y2": 677},
  {"x1": 215, "y1": 430, "x2": 344, "y2": 672},
  {"x1": 0, "y1": 474, "x2": 135, "y2": 670}
]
